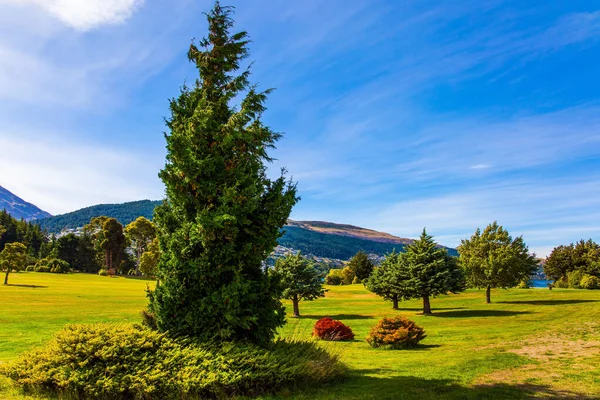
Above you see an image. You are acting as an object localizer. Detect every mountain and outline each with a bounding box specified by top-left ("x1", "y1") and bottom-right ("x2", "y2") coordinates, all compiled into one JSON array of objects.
[
  {"x1": 0, "y1": 185, "x2": 52, "y2": 221},
  {"x1": 35, "y1": 200, "x2": 161, "y2": 232},
  {"x1": 34, "y1": 200, "x2": 457, "y2": 260}
]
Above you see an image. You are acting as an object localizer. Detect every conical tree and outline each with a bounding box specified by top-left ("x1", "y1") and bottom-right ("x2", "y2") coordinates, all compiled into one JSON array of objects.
[
  {"x1": 147, "y1": 2, "x2": 298, "y2": 346},
  {"x1": 401, "y1": 229, "x2": 465, "y2": 314}
]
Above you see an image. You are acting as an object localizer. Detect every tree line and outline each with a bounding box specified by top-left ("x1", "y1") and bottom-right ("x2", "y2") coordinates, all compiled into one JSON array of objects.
[
  {"x1": 0, "y1": 210, "x2": 160, "y2": 284},
  {"x1": 544, "y1": 239, "x2": 600, "y2": 289}
]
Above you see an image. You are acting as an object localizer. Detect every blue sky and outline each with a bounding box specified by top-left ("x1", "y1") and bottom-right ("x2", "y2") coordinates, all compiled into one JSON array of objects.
[{"x1": 1, "y1": 0, "x2": 600, "y2": 256}]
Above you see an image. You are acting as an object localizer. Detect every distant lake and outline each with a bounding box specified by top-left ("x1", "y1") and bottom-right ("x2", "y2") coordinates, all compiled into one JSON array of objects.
[{"x1": 531, "y1": 279, "x2": 553, "y2": 288}]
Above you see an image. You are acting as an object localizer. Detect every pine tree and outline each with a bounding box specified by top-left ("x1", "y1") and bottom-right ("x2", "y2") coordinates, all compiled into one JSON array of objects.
[
  {"x1": 401, "y1": 229, "x2": 465, "y2": 314},
  {"x1": 365, "y1": 251, "x2": 410, "y2": 310},
  {"x1": 271, "y1": 253, "x2": 326, "y2": 317},
  {"x1": 148, "y1": 2, "x2": 298, "y2": 345},
  {"x1": 458, "y1": 222, "x2": 538, "y2": 303}
]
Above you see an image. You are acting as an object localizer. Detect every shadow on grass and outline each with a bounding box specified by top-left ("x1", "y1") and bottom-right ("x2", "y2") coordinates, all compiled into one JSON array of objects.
[
  {"x1": 304, "y1": 370, "x2": 598, "y2": 400},
  {"x1": 5, "y1": 284, "x2": 48, "y2": 288},
  {"x1": 299, "y1": 314, "x2": 374, "y2": 320},
  {"x1": 499, "y1": 299, "x2": 599, "y2": 306},
  {"x1": 430, "y1": 310, "x2": 533, "y2": 318},
  {"x1": 395, "y1": 307, "x2": 466, "y2": 312}
]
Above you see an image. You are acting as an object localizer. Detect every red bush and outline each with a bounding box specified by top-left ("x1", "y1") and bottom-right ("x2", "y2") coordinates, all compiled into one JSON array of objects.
[{"x1": 313, "y1": 317, "x2": 354, "y2": 341}]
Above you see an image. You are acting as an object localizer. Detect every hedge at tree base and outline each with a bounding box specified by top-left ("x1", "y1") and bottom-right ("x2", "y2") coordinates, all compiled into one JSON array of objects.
[
  {"x1": 366, "y1": 316, "x2": 426, "y2": 349},
  {"x1": 1, "y1": 323, "x2": 344, "y2": 399}
]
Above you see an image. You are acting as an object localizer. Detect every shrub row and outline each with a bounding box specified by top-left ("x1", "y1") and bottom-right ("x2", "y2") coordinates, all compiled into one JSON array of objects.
[
  {"x1": 313, "y1": 316, "x2": 426, "y2": 349},
  {"x1": 554, "y1": 270, "x2": 599, "y2": 289},
  {"x1": 30, "y1": 258, "x2": 70, "y2": 273},
  {"x1": 1, "y1": 323, "x2": 344, "y2": 400}
]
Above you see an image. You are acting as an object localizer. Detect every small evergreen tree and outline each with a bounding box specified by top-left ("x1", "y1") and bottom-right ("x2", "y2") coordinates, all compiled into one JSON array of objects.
[
  {"x1": 458, "y1": 222, "x2": 537, "y2": 303},
  {"x1": 401, "y1": 229, "x2": 465, "y2": 314},
  {"x1": 271, "y1": 253, "x2": 326, "y2": 317},
  {"x1": 347, "y1": 251, "x2": 374, "y2": 281},
  {"x1": 100, "y1": 218, "x2": 127, "y2": 271},
  {"x1": 1, "y1": 242, "x2": 27, "y2": 285},
  {"x1": 148, "y1": 2, "x2": 298, "y2": 345},
  {"x1": 365, "y1": 251, "x2": 409, "y2": 310}
]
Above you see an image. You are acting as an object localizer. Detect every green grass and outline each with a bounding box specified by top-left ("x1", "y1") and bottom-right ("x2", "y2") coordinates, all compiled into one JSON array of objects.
[{"x1": 1, "y1": 272, "x2": 600, "y2": 399}]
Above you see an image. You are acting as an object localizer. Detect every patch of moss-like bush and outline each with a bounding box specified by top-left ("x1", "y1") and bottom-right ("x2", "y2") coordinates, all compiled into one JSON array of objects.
[
  {"x1": 580, "y1": 275, "x2": 599, "y2": 289},
  {"x1": 313, "y1": 317, "x2": 354, "y2": 341},
  {"x1": 98, "y1": 269, "x2": 108, "y2": 276},
  {"x1": 34, "y1": 258, "x2": 70, "y2": 273},
  {"x1": 366, "y1": 316, "x2": 426, "y2": 349},
  {"x1": 0, "y1": 323, "x2": 344, "y2": 399}
]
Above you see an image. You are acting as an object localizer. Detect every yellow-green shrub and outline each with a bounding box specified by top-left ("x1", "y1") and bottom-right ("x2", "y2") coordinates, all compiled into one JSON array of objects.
[
  {"x1": 580, "y1": 275, "x2": 599, "y2": 290},
  {"x1": 366, "y1": 316, "x2": 426, "y2": 349},
  {"x1": 1, "y1": 323, "x2": 344, "y2": 399}
]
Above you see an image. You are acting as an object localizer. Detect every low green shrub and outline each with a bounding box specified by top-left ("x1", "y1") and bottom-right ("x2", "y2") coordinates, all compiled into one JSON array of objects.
[
  {"x1": 34, "y1": 258, "x2": 70, "y2": 273},
  {"x1": 325, "y1": 269, "x2": 343, "y2": 285},
  {"x1": 25, "y1": 265, "x2": 35, "y2": 272},
  {"x1": 366, "y1": 316, "x2": 426, "y2": 349},
  {"x1": 553, "y1": 278, "x2": 569, "y2": 288},
  {"x1": 98, "y1": 269, "x2": 108, "y2": 276},
  {"x1": 517, "y1": 280, "x2": 531, "y2": 289},
  {"x1": 567, "y1": 270, "x2": 585, "y2": 288},
  {"x1": 0, "y1": 323, "x2": 344, "y2": 399},
  {"x1": 580, "y1": 275, "x2": 599, "y2": 290}
]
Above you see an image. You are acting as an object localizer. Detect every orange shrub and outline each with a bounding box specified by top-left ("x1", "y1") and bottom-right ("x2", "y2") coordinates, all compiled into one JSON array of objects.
[
  {"x1": 313, "y1": 317, "x2": 354, "y2": 341},
  {"x1": 366, "y1": 316, "x2": 426, "y2": 349}
]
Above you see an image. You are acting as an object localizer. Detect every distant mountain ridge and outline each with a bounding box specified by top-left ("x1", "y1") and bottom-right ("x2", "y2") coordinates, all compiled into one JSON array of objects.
[
  {"x1": 34, "y1": 199, "x2": 457, "y2": 260},
  {"x1": 0, "y1": 185, "x2": 52, "y2": 221}
]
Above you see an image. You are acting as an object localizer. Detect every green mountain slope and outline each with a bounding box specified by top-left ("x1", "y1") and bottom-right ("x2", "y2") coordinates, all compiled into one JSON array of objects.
[
  {"x1": 35, "y1": 200, "x2": 160, "y2": 232},
  {"x1": 34, "y1": 200, "x2": 457, "y2": 259}
]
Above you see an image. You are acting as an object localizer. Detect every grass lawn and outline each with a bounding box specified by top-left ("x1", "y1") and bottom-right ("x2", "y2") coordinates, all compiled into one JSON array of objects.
[{"x1": 1, "y1": 272, "x2": 599, "y2": 399}]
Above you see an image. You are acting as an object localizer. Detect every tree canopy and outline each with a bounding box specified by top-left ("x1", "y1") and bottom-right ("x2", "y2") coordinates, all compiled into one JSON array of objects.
[
  {"x1": 271, "y1": 252, "x2": 326, "y2": 317},
  {"x1": 347, "y1": 251, "x2": 374, "y2": 281},
  {"x1": 125, "y1": 217, "x2": 156, "y2": 263},
  {"x1": 147, "y1": 2, "x2": 298, "y2": 346},
  {"x1": 1, "y1": 242, "x2": 27, "y2": 285},
  {"x1": 458, "y1": 222, "x2": 537, "y2": 303}
]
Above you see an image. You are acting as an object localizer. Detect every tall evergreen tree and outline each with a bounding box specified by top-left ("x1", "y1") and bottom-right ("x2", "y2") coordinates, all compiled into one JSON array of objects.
[
  {"x1": 100, "y1": 218, "x2": 127, "y2": 271},
  {"x1": 148, "y1": 2, "x2": 298, "y2": 345},
  {"x1": 365, "y1": 251, "x2": 409, "y2": 310},
  {"x1": 458, "y1": 222, "x2": 538, "y2": 303}
]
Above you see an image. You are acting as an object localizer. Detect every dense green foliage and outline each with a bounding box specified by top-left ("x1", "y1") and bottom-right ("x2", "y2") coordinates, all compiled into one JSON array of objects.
[
  {"x1": 347, "y1": 251, "x2": 374, "y2": 280},
  {"x1": 544, "y1": 239, "x2": 600, "y2": 287},
  {"x1": 34, "y1": 258, "x2": 70, "y2": 273},
  {"x1": 365, "y1": 316, "x2": 426, "y2": 349},
  {"x1": 139, "y1": 238, "x2": 159, "y2": 278},
  {"x1": 367, "y1": 231, "x2": 465, "y2": 314},
  {"x1": 55, "y1": 233, "x2": 99, "y2": 273},
  {"x1": 148, "y1": 3, "x2": 297, "y2": 346},
  {"x1": 1, "y1": 323, "x2": 343, "y2": 399},
  {"x1": 0, "y1": 210, "x2": 46, "y2": 256},
  {"x1": 0, "y1": 242, "x2": 27, "y2": 284},
  {"x1": 272, "y1": 253, "x2": 326, "y2": 317},
  {"x1": 125, "y1": 217, "x2": 156, "y2": 266},
  {"x1": 325, "y1": 268, "x2": 344, "y2": 285},
  {"x1": 459, "y1": 222, "x2": 538, "y2": 303},
  {"x1": 34, "y1": 200, "x2": 161, "y2": 233}
]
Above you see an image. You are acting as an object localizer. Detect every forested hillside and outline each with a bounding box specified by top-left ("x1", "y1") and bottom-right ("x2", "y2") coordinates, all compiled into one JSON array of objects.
[{"x1": 35, "y1": 200, "x2": 160, "y2": 232}]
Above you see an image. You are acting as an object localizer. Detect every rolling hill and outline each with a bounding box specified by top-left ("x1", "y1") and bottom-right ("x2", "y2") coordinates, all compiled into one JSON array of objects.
[
  {"x1": 34, "y1": 199, "x2": 457, "y2": 260},
  {"x1": 0, "y1": 185, "x2": 52, "y2": 221}
]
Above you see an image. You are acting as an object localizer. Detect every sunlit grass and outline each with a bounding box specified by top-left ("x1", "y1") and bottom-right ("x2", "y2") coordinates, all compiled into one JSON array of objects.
[{"x1": 1, "y1": 272, "x2": 599, "y2": 399}]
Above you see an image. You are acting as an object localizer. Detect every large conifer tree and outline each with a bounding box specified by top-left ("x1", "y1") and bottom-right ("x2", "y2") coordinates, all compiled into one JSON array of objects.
[{"x1": 148, "y1": 2, "x2": 298, "y2": 346}]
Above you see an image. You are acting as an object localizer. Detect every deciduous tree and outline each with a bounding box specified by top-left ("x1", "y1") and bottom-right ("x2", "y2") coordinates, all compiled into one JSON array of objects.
[
  {"x1": 125, "y1": 217, "x2": 156, "y2": 266},
  {"x1": 148, "y1": 3, "x2": 298, "y2": 345},
  {"x1": 458, "y1": 222, "x2": 537, "y2": 303},
  {"x1": 271, "y1": 253, "x2": 326, "y2": 317},
  {"x1": 139, "y1": 238, "x2": 159, "y2": 278},
  {"x1": 1, "y1": 242, "x2": 27, "y2": 285}
]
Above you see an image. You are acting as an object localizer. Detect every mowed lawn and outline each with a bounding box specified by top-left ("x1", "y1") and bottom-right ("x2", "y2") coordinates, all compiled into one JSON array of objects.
[{"x1": 1, "y1": 273, "x2": 599, "y2": 399}]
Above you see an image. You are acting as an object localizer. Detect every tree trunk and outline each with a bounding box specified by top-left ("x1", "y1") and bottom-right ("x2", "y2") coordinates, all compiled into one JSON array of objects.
[
  {"x1": 292, "y1": 295, "x2": 300, "y2": 317},
  {"x1": 392, "y1": 294, "x2": 399, "y2": 310},
  {"x1": 422, "y1": 295, "x2": 432, "y2": 315},
  {"x1": 4, "y1": 269, "x2": 9, "y2": 285},
  {"x1": 486, "y1": 285, "x2": 491, "y2": 304}
]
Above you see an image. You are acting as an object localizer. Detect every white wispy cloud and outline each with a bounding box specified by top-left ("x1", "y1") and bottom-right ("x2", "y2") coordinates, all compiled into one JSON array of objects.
[{"x1": 0, "y1": 0, "x2": 144, "y2": 30}]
